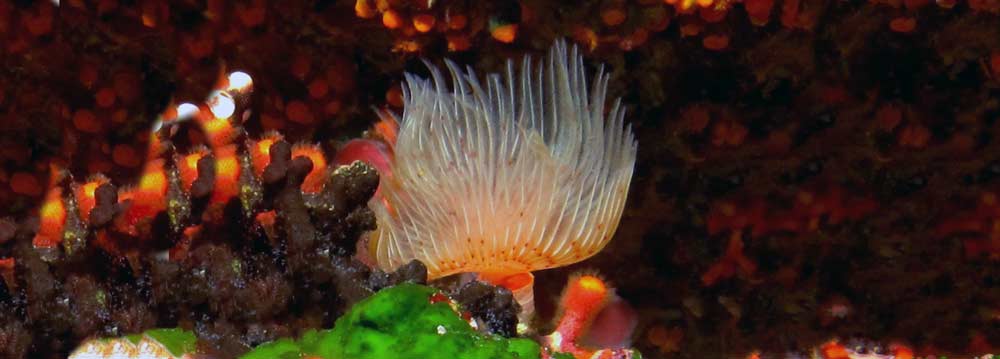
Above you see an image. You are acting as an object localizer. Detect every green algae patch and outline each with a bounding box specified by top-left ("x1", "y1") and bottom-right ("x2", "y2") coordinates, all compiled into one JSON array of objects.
[
  {"x1": 240, "y1": 338, "x2": 302, "y2": 359},
  {"x1": 143, "y1": 328, "x2": 198, "y2": 357},
  {"x1": 243, "y1": 284, "x2": 545, "y2": 359},
  {"x1": 124, "y1": 333, "x2": 143, "y2": 345}
]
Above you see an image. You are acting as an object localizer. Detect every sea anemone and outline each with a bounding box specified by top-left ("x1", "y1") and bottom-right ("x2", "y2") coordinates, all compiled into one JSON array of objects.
[{"x1": 366, "y1": 40, "x2": 637, "y2": 318}]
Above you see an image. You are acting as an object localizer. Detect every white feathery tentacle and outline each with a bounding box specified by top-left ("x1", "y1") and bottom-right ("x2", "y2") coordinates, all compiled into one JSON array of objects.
[{"x1": 371, "y1": 40, "x2": 637, "y2": 279}]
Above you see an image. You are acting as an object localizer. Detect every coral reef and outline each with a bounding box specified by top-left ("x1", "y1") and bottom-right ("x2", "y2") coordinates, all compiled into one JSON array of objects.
[
  {"x1": 0, "y1": 154, "x2": 428, "y2": 358},
  {"x1": 0, "y1": 79, "x2": 429, "y2": 357},
  {"x1": 542, "y1": 274, "x2": 641, "y2": 359},
  {"x1": 1, "y1": 0, "x2": 999, "y2": 358}
]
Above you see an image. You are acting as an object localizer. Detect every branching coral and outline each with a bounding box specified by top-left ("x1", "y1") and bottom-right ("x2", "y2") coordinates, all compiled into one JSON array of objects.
[
  {"x1": 11, "y1": 72, "x2": 366, "y2": 261},
  {"x1": 0, "y1": 72, "x2": 424, "y2": 357}
]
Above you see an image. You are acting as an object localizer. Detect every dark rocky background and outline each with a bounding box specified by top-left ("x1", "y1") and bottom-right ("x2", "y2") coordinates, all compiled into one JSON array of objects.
[{"x1": 1, "y1": 0, "x2": 998, "y2": 358}]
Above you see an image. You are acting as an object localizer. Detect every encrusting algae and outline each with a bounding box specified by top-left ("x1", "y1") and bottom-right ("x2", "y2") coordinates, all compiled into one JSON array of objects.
[{"x1": 363, "y1": 40, "x2": 637, "y2": 322}]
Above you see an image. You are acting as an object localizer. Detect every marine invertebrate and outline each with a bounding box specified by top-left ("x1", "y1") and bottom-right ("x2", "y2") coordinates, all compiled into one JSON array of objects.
[
  {"x1": 0, "y1": 71, "x2": 419, "y2": 358},
  {"x1": 2, "y1": 43, "x2": 640, "y2": 357},
  {"x1": 364, "y1": 40, "x2": 637, "y2": 320},
  {"x1": 543, "y1": 274, "x2": 640, "y2": 359},
  {"x1": 12, "y1": 70, "x2": 374, "y2": 262}
]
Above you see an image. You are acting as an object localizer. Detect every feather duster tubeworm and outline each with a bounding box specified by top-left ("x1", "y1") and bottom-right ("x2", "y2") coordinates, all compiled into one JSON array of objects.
[{"x1": 369, "y1": 41, "x2": 637, "y2": 288}]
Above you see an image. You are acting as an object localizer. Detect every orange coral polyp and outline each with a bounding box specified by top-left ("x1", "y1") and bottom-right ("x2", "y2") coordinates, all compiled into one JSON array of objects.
[
  {"x1": 75, "y1": 176, "x2": 109, "y2": 222},
  {"x1": 34, "y1": 188, "x2": 67, "y2": 248},
  {"x1": 83, "y1": 182, "x2": 100, "y2": 198},
  {"x1": 250, "y1": 132, "x2": 283, "y2": 176},
  {"x1": 555, "y1": 275, "x2": 611, "y2": 340},
  {"x1": 185, "y1": 154, "x2": 201, "y2": 174},
  {"x1": 257, "y1": 139, "x2": 274, "y2": 157},
  {"x1": 179, "y1": 148, "x2": 208, "y2": 191},
  {"x1": 291, "y1": 144, "x2": 327, "y2": 193},
  {"x1": 200, "y1": 117, "x2": 236, "y2": 148},
  {"x1": 117, "y1": 160, "x2": 169, "y2": 230},
  {"x1": 137, "y1": 160, "x2": 168, "y2": 202},
  {"x1": 252, "y1": 139, "x2": 274, "y2": 175},
  {"x1": 212, "y1": 145, "x2": 241, "y2": 205},
  {"x1": 577, "y1": 275, "x2": 607, "y2": 293},
  {"x1": 564, "y1": 275, "x2": 609, "y2": 308},
  {"x1": 139, "y1": 168, "x2": 165, "y2": 194},
  {"x1": 40, "y1": 191, "x2": 66, "y2": 224},
  {"x1": 147, "y1": 132, "x2": 165, "y2": 159}
]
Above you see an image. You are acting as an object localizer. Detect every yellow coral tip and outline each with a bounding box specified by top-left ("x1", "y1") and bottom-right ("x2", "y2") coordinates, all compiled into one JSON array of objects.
[{"x1": 577, "y1": 275, "x2": 606, "y2": 293}]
